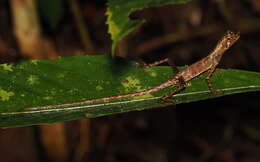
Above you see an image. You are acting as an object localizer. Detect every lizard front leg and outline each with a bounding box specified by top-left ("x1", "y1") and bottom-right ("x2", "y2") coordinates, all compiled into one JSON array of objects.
[{"x1": 206, "y1": 66, "x2": 223, "y2": 94}]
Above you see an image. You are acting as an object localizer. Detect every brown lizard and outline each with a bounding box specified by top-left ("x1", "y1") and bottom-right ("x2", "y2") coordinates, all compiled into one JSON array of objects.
[{"x1": 25, "y1": 31, "x2": 240, "y2": 110}]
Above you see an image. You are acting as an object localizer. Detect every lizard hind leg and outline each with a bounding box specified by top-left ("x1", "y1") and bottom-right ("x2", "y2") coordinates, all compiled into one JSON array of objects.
[
  {"x1": 140, "y1": 57, "x2": 180, "y2": 74},
  {"x1": 160, "y1": 77, "x2": 188, "y2": 104},
  {"x1": 139, "y1": 58, "x2": 170, "y2": 69}
]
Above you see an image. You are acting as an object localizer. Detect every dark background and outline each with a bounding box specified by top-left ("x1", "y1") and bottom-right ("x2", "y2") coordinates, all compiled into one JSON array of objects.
[{"x1": 0, "y1": 0, "x2": 260, "y2": 162}]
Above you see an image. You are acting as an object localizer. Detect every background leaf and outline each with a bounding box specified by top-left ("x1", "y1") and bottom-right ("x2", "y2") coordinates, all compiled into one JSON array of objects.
[
  {"x1": 0, "y1": 55, "x2": 260, "y2": 128},
  {"x1": 106, "y1": 0, "x2": 191, "y2": 55}
]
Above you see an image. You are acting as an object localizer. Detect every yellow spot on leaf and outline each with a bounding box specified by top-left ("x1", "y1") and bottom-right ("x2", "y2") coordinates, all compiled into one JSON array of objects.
[
  {"x1": 145, "y1": 68, "x2": 157, "y2": 77},
  {"x1": 31, "y1": 60, "x2": 38, "y2": 65},
  {"x1": 96, "y1": 85, "x2": 103, "y2": 91},
  {"x1": 150, "y1": 72, "x2": 157, "y2": 77},
  {"x1": 0, "y1": 89, "x2": 14, "y2": 101},
  {"x1": 43, "y1": 96, "x2": 53, "y2": 100},
  {"x1": 57, "y1": 73, "x2": 66, "y2": 78},
  {"x1": 121, "y1": 76, "x2": 143, "y2": 92},
  {"x1": 0, "y1": 64, "x2": 13, "y2": 72},
  {"x1": 27, "y1": 75, "x2": 39, "y2": 85}
]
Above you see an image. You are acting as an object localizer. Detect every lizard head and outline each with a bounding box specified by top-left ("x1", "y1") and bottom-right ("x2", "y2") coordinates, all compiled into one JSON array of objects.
[{"x1": 221, "y1": 31, "x2": 240, "y2": 50}]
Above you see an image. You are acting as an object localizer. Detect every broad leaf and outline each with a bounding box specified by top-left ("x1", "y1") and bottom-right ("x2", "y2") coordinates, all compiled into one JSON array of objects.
[
  {"x1": 0, "y1": 55, "x2": 260, "y2": 128},
  {"x1": 106, "y1": 0, "x2": 191, "y2": 55}
]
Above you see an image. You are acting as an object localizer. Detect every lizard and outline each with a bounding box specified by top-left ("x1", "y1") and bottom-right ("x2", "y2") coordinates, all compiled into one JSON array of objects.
[{"x1": 24, "y1": 31, "x2": 240, "y2": 110}]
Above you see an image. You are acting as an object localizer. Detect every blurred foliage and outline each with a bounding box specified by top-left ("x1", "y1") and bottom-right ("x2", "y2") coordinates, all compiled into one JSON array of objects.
[
  {"x1": 38, "y1": 0, "x2": 65, "y2": 32},
  {"x1": 106, "y1": 0, "x2": 191, "y2": 55}
]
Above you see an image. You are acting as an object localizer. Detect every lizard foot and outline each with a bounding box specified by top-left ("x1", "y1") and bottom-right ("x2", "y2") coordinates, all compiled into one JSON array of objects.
[
  {"x1": 210, "y1": 88, "x2": 224, "y2": 95},
  {"x1": 160, "y1": 96, "x2": 177, "y2": 105}
]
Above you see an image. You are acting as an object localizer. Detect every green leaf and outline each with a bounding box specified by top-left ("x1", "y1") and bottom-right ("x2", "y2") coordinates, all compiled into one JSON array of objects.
[
  {"x1": 106, "y1": 0, "x2": 191, "y2": 55},
  {"x1": 0, "y1": 55, "x2": 260, "y2": 128},
  {"x1": 38, "y1": 0, "x2": 64, "y2": 31}
]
